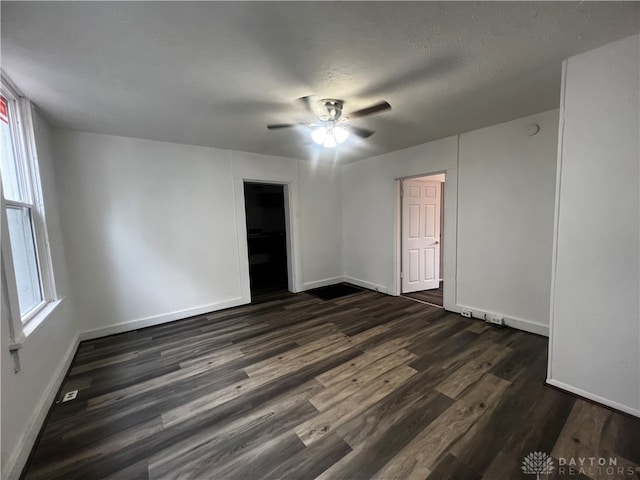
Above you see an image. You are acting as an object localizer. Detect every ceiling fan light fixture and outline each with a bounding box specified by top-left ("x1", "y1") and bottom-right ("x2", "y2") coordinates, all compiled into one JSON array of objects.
[
  {"x1": 323, "y1": 134, "x2": 338, "y2": 148},
  {"x1": 311, "y1": 126, "x2": 328, "y2": 145},
  {"x1": 269, "y1": 96, "x2": 389, "y2": 148},
  {"x1": 311, "y1": 125, "x2": 349, "y2": 148},
  {"x1": 333, "y1": 126, "x2": 349, "y2": 144}
]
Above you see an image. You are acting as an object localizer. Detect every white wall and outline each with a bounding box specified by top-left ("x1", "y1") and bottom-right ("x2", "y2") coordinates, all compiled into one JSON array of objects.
[
  {"x1": 548, "y1": 34, "x2": 640, "y2": 416},
  {"x1": 342, "y1": 136, "x2": 458, "y2": 296},
  {"x1": 51, "y1": 131, "x2": 344, "y2": 336},
  {"x1": 52, "y1": 131, "x2": 241, "y2": 334},
  {"x1": 299, "y1": 160, "x2": 343, "y2": 289},
  {"x1": 341, "y1": 110, "x2": 558, "y2": 335},
  {"x1": 458, "y1": 109, "x2": 558, "y2": 333},
  {"x1": 1, "y1": 108, "x2": 78, "y2": 479}
]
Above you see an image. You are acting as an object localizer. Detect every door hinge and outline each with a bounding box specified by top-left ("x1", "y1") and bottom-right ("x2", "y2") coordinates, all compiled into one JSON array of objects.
[{"x1": 400, "y1": 271, "x2": 404, "y2": 278}]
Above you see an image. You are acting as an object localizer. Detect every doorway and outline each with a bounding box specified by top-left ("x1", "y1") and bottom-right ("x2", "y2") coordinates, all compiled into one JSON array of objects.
[
  {"x1": 244, "y1": 182, "x2": 289, "y2": 301},
  {"x1": 400, "y1": 173, "x2": 445, "y2": 307}
]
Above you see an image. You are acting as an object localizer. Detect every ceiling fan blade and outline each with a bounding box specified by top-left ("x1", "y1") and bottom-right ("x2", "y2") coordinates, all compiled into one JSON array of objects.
[
  {"x1": 297, "y1": 96, "x2": 317, "y2": 113},
  {"x1": 348, "y1": 101, "x2": 391, "y2": 119},
  {"x1": 267, "y1": 123, "x2": 303, "y2": 130},
  {"x1": 347, "y1": 125, "x2": 375, "y2": 138}
]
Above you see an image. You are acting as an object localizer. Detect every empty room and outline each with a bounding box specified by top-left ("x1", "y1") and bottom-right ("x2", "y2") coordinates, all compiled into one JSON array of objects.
[{"x1": 1, "y1": 2, "x2": 639, "y2": 479}]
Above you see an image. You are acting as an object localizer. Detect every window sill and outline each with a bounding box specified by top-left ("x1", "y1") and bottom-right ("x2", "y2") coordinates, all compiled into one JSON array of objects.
[{"x1": 22, "y1": 297, "x2": 64, "y2": 338}]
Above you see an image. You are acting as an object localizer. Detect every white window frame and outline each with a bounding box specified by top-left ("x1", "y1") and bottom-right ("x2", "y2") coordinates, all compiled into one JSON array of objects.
[{"x1": 1, "y1": 79, "x2": 58, "y2": 339}]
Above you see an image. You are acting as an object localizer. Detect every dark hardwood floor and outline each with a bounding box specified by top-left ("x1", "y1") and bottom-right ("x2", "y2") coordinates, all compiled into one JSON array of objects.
[
  {"x1": 250, "y1": 287, "x2": 292, "y2": 305},
  {"x1": 403, "y1": 282, "x2": 444, "y2": 307},
  {"x1": 23, "y1": 291, "x2": 640, "y2": 479}
]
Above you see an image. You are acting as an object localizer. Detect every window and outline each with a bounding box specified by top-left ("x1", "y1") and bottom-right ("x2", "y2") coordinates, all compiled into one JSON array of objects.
[{"x1": 1, "y1": 83, "x2": 56, "y2": 327}]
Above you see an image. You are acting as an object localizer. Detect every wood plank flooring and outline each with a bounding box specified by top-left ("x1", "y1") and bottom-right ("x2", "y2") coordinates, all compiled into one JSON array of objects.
[
  {"x1": 403, "y1": 282, "x2": 444, "y2": 307},
  {"x1": 22, "y1": 291, "x2": 640, "y2": 480}
]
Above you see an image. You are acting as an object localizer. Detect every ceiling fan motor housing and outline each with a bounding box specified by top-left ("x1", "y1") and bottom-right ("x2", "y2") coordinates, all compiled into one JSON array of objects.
[{"x1": 321, "y1": 99, "x2": 344, "y2": 121}]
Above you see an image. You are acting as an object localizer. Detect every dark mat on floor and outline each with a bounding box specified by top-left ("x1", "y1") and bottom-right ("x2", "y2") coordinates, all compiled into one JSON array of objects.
[{"x1": 306, "y1": 283, "x2": 364, "y2": 301}]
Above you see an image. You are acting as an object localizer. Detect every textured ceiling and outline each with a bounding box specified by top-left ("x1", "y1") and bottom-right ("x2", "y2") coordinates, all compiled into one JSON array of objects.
[{"x1": 1, "y1": 2, "x2": 638, "y2": 163}]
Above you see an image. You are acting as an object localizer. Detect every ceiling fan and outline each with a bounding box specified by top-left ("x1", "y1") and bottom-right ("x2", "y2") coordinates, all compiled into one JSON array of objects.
[{"x1": 267, "y1": 96, "x2": 391, "y2": 148}]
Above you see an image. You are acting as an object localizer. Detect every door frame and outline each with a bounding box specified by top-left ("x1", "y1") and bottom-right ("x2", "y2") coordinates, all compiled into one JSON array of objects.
[
  {"x1": 393, "y1": 169, "x2": 458, "y2": 311},
  {"x1": 234, "y1": 178, "x2": 302, "y2": 303}
]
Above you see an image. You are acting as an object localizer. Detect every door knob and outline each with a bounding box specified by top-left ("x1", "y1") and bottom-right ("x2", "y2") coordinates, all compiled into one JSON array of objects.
[{"x1": 433, "y1": 240, "x2": 440, "y2": 245}]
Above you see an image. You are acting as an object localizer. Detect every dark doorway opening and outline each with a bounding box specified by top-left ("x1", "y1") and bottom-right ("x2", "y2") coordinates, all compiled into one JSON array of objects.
[{"x1": 244, "y1": 183, "x2": 289, "y2": 301}]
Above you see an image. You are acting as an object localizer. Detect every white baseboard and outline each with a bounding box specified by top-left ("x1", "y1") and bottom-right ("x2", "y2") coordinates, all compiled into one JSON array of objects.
[
  {"x1": 4, "y1": 333, "x2": 80, "y2": 480},
  {"x1": 79, "y1": 297, "x2": 246, "y2": 341},
  {"x1": 301, "y1": 276, "x2": 345, "y2": 290},
  {"x1": 455, "y1": 304, "x2": 549, "y2": 337},
  {"x1": 343, "y1": 276, "x2": 390, "y2": 295},
  {"x1": 506, "y1": 316, "x2": 549, "y2": 337},
  {"x1": 546, "y1": 378, "x2": 640, "y2": 418}
]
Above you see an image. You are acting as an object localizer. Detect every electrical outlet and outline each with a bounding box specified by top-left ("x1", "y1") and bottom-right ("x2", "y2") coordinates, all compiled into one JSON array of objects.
[
  {"x1": 62, "y1": 390, "x2": 78, "y2": 402},
  {"x1": 461, "y1": 309, "x2": 472, "y2": 318},
  {"x1": 485, "y1": 314, "x2": 504, "y2": 326}
]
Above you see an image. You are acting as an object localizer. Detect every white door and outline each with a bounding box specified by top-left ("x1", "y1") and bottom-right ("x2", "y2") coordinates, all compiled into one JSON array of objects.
[{"x1": 402, "y1": 179, "x2": 441, "y2": 293}]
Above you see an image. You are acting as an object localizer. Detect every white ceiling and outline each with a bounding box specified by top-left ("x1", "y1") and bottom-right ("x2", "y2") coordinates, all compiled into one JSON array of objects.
[{"x1": 1, "y1": 2, "x2": 638, "y2": 163}]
